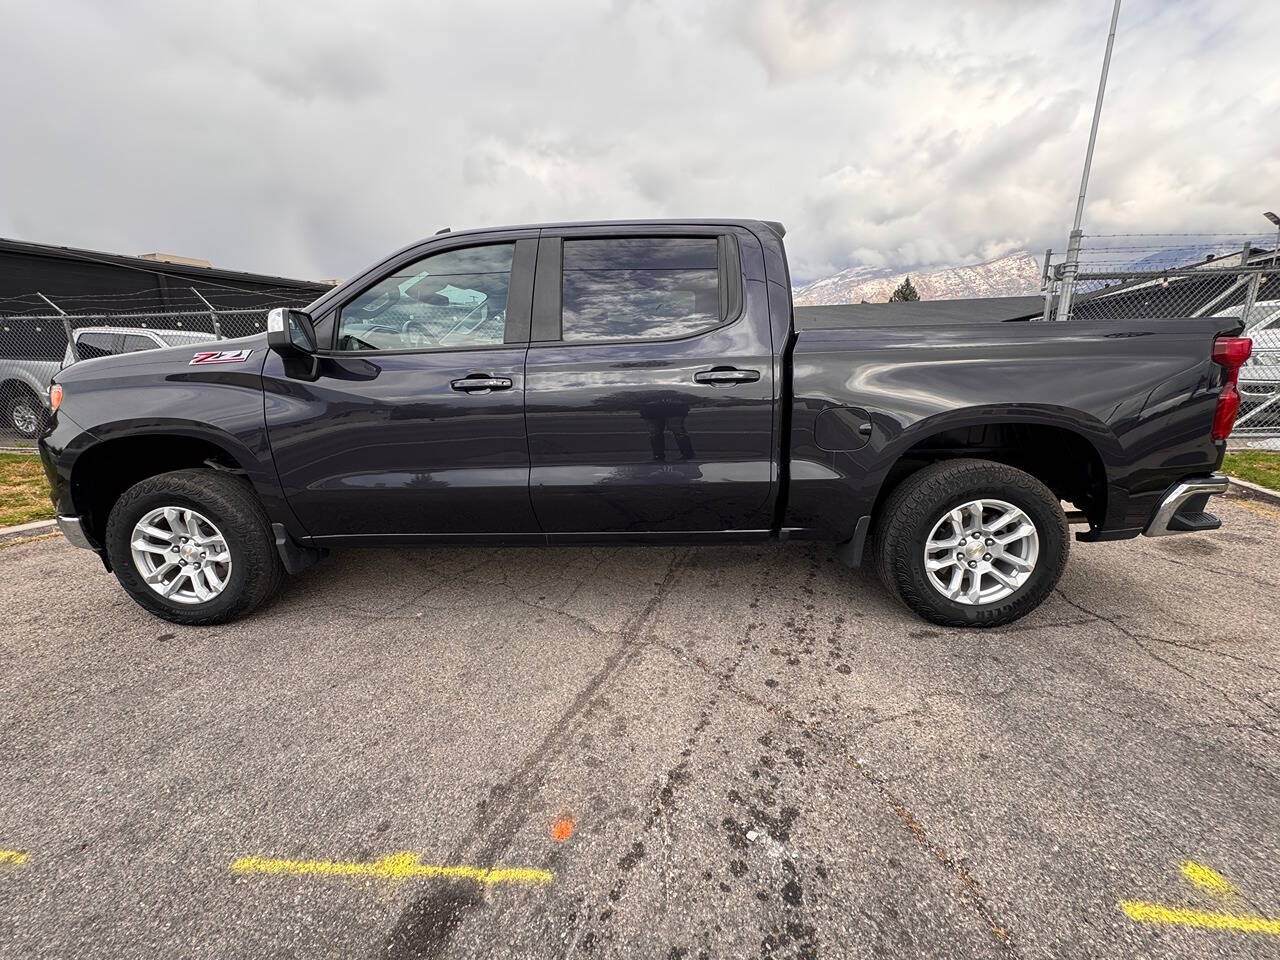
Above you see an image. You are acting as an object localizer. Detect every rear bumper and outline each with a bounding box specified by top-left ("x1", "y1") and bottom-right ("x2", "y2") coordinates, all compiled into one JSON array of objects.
[{"x1": 1142, "y1": 473, "x2": 1229, "y2": 537}]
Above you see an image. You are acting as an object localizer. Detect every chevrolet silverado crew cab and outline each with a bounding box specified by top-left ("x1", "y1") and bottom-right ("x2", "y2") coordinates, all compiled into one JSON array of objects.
[{"x1": 39, "y1": 219, "x2": 1251, "y2": 628}]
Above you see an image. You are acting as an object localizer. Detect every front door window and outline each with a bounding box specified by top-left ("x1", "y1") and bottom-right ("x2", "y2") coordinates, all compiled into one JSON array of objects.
[{"x1": 337, "y1": 244, "x2": 515, "y2": 352}]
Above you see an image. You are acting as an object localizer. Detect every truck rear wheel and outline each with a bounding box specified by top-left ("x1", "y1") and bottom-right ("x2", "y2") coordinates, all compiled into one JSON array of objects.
[
  {"x1": 104, "y1": 469, "x2": 285, "y2": 625},
  {"x1": 871, "y1": 458, "x2": 1068, "y2": 628}
]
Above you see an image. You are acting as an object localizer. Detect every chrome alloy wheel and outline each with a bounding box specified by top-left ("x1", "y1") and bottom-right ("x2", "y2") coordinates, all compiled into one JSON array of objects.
[
  {"x1": 923, "y1": 499, "x2": 1039, "y2": 606},
  {"x1": 129, "y1": 506, "x2": 232, "y2": 605}
]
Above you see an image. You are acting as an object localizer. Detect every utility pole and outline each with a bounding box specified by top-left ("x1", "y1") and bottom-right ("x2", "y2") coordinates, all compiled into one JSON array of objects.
[{"x1": 1055, "y1": 0, "x2": 1123, "y2": 321}]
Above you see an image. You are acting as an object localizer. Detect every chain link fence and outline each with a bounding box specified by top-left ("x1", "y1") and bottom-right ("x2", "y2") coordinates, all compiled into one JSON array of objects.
[
  {"x1": 1043, "y1": 233, "x2": 1280, "y2": 444},
  {"x1": 1, "y1": 297, "x2": 310, "y2": 451},
  {"x1": 7, "y1": 235, "x2": 1280, "y2": 451}
]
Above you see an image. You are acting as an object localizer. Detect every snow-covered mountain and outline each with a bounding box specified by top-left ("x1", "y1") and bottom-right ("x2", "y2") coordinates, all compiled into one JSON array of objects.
[{"x1": 793, "y1": 251, "x2": 1043, "y2": 305}]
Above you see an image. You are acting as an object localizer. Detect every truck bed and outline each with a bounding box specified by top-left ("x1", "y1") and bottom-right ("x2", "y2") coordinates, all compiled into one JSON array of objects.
[
  {"x1": 793, "y1": 295, "x2": 1045, "y2": 328},
  {"x1": 784, "y1": 314, "x2": 1243, "y2": 542}
]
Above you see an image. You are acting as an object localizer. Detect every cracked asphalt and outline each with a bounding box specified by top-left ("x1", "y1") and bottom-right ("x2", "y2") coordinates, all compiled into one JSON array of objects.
[{"x1": 1, "y1": 494, "x2": 1278, "y2": 959}]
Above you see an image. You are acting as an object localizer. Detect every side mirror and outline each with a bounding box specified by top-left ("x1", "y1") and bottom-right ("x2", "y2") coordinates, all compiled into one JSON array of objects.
[{"x1": 267, "y1": 308, "x2": 317, "y2": 357}]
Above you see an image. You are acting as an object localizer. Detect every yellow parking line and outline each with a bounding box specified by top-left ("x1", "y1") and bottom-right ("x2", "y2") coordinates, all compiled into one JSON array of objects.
[
  {"x1": 0, "y1": 850, "x2": 30, "y2": 866},
  {"x1": 1120, "y1": 901, "x2": 1280, "y2": 937},
  {"x1": 230, "y1": 852, "x2": 552, "y2": 886},
  {"x1": 1180, "y1": 861, "x2": 1237, "y2": 897}
]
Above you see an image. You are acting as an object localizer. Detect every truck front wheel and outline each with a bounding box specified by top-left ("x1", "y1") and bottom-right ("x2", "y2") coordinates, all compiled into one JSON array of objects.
[
  {"x1": 104, "y1": 469, "x2": 285, "y2": 625},
  {"x1": 871, "y1": 459, "x2": 1069, "y2": 628}
]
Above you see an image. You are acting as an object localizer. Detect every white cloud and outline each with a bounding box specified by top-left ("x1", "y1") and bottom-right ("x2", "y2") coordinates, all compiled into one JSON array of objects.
[{"x1": 0, "y1": 0, "x2": 1275, "y2": 285}]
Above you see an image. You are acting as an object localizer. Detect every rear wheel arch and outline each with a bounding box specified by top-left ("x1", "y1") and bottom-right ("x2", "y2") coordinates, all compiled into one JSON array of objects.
[{"x1": 870, "y1": 413, "x2": 1115, "y2": 532}]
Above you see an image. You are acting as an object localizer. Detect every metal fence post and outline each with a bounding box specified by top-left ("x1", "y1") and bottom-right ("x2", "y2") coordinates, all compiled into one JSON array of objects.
[
  {"x1": 1056, "y1": 0, "x2": 1122, "y2": 322},
  {"x1": 191, "y1": 288, "x2": 223, "y2": 339},
  {"x1": 1056, "y1": 230, "x2": 1082, "y2": 321},
  {"x1": 37, "y1": 292, "x2": 76, "y2": 362},
  {"x1": 1239, "y1": 270, "x2": 1261, "y2": 332},
  {"x1": 1040, "y1": 249, "x2": 1055, "y2": 321}
]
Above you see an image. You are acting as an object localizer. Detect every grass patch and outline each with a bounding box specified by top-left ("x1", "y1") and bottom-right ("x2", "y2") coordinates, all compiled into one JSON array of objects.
[
  {"x1": 1223, "y1": 450, "x2": 1280, "y2": 492},
  {"x1": 0, "y1": 453, "x2": 54, "y2": 527}
]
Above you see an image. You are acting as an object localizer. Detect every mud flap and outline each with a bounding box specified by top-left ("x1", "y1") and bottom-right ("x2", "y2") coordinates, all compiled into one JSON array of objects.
[
  {"x1": 272, "y1": 522, "x2": 328, "y2": 574},
  {"x1": 835, "y1": 515, "x2": 871, "y2": 568}
]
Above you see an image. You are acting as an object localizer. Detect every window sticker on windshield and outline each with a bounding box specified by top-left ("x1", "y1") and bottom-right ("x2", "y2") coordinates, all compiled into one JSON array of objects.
[{"x1": 189, "y1": 349, "x2": 253, "y2": 365}]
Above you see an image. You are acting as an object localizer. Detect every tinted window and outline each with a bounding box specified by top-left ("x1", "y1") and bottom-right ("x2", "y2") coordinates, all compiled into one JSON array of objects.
[
  {"x1": 562, "y1": 237, "x2": 722, "y2": 342},
  {"x1": 338, "y1": 244, "x2": 514, "y2": 351},
  {"x1": 119, "y1": 334, "x2": 159, "y2": 354},
  {"x1": 74, "y1": 332, "x2": 114, "y2": 360}
]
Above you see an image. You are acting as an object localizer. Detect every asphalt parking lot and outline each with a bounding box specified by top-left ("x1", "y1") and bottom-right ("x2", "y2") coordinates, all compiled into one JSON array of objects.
[{"x1": 2, "y1": 496, "x2": 1278, "y2": 959}]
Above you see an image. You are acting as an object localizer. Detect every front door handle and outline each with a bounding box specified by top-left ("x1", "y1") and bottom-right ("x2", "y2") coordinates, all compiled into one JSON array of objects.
[
  {"x1": 694, "y1": 367, "x2": 761, "y2": 385},
  {"x1": 451, "y1": 375, "x2": 513, "y2": 393}
]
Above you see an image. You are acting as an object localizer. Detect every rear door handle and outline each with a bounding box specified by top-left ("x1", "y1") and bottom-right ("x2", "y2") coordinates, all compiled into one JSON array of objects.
[
  {"x1": 450, "y1": 375, "x2": 513, "y2": 393},
  {"x1": 694, "y1": 368, "x2": 761, "y2": 385}
]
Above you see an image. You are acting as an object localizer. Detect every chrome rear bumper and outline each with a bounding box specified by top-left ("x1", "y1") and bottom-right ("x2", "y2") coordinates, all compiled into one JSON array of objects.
[{"x1": 1143, "y1": 474, "x2": 1229, "y2": 537}]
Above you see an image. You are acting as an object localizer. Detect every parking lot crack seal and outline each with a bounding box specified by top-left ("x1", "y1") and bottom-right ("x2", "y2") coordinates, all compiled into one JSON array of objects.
[
  {"x1": 379, "y1": 549, "x2": 691, "y2": 960},
  {"x1": 1054, "y1": 589, "x2": 1280, "y2": 731}
]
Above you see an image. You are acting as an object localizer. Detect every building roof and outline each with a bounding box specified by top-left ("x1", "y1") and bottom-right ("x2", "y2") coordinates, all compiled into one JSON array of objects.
[{"x1": 0, "y1": 236, "x2": 331, "y2": 291}]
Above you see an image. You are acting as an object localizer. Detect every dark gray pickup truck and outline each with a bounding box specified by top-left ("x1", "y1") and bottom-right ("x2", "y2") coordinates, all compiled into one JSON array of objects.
[{"x1": 39, "y1": 219, "x2": 1251, "y2": 628}]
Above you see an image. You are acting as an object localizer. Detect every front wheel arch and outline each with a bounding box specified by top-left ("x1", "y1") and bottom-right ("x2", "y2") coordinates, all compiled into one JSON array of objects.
[{"x1": 67, "y1": 431, "x2": 262, "y2": 549}]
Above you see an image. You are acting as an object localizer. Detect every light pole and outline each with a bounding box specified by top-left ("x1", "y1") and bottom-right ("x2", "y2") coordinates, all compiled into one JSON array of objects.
[
  {"x1": 1266, "y1": 211, "x2": 1280, "y2": 269},
  {"x1": 1055, "y1": 0, "x2": 1123, "y2": 321}
]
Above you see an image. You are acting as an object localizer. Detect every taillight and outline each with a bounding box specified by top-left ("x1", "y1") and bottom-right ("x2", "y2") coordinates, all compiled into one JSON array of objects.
[
  {"x1": 47, "y1": 383, "x2": 63, "y2": 414},
  {"x1": 1211, "y1": 336, "x2": 1252, "y2": 441}
]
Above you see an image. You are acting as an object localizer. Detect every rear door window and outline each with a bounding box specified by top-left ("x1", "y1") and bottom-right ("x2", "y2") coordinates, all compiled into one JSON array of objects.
[{"x1": 561, "y1": 237, "x2": 724, "y2": 342}]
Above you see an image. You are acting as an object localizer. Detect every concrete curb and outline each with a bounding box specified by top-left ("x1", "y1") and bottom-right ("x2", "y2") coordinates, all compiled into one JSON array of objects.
[
  {"x1": 1225, "y1": 476, "x2": 1280, "y2": 507},
  {"x1": 0, "y1": 518, "x2": 58, "y2": 544}
]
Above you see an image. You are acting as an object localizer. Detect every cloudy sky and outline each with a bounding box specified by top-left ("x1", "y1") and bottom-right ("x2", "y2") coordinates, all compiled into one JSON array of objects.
[{"x1": 1, "y1": 0, "x2": 1277, "y2": 284}]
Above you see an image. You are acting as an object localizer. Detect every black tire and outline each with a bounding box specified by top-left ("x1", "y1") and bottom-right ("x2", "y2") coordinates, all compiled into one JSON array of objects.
[
  {"x1": 104, "y1": 469, "x2": 285, "y2": 625},
  {"x1": 3, "y1": 384, "x2": 42, "y2": 438},
  {"x1": 871, "y1": 458, "x2": 1069, "y2": 628}
]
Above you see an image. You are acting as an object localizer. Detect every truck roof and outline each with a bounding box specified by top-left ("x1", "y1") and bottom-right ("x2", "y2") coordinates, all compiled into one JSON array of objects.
[{"x1": 416, "y1": 218, "x2": 784, "y2": 244}]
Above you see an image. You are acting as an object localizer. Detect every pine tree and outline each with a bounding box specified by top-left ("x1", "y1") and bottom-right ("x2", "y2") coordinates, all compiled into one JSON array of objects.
[{"x1": 889, "y1": 276, "x2": 920, "y2": 302}]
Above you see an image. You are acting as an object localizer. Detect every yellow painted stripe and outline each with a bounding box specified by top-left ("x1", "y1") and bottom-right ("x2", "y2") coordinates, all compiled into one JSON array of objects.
[
  {"x1": 0, "y1": 850, "x2": 30, "y2": 866},
  {"x1": 230, "y1": 852, "x2": 552, "y2": 886},
  {"x1": 1120, "y1": 901, "x2": 1280, "y2": 936},
  {"x1": 1180, "y1": 861, "x2": 1237, "y2": 897}
]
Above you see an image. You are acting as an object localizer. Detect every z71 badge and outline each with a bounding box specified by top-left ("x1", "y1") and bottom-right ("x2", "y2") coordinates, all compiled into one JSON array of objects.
[{"x1": 189, "y1": 349, "x2": 253, "y2": 365}]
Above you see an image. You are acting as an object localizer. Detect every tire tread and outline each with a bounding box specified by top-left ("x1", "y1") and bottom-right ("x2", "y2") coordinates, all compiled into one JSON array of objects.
[
  {"x1": 104, "y1": 469, "x2": 284, "y2": 625},
  {"x1": 871, "y1": 458, "x2": 1069, "y2": 628}
]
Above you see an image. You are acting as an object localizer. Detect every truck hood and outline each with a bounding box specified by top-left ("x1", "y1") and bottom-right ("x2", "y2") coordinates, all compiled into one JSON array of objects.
[{"x1": 54, "y1": 333, "x2": 269, "y2": 387}]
